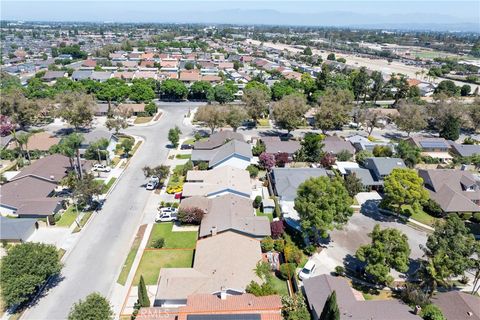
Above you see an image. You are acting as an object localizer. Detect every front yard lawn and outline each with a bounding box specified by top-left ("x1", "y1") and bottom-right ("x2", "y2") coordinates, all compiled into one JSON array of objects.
[
  {"x1": 401, "y1": 205, "x2": 440, "y2": 227},
  {"x1": 72, "y1": 211, "x2": 93, "y2": 233},
  {"x1": 102, "y1": 177, "x2": 117, "y2": 194},
  {"x1": 55, "y1": 206, "x2": 78, "y2": 227},
  {"x1": 133, "y1": 249, "x2": 194, "y2": 285},
  {"x1": 134, "y1": 116, "x2": 153, "y2": 124},
  {"x1": 257, "y1": 118, "x2": 270, "y2": 127},
  {"x1": 147, "y1": 222, "x2": 198, "y2": 249},
  {"x1": 175, "y1": 154, "x2": 191, "y2": 160}
]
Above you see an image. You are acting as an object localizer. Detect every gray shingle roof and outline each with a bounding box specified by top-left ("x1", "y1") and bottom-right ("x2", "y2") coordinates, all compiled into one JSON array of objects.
[
  {"x1": 193, "y1": 131, "x2": 245, "y2": 150},
  {"x1": 0, "y1": 217, "x2": 37, "y2": 241},
  {"x1": 71, "y1": 70, "x2": 92, "y2": 81},
  {"x1": 261, "y1": 137, "x2": 301, "y2": 155},
  {"x1": 270, "y1": 168, "x2": 328, "y2": 201},
  {"x1": 208, "y1": 140, "x2": 252, "y2": 167},
  {"x1": 363, "y1": 157, "x2": 406, "y2": 180},
  {"x1": 432, "y1": 291, "x2": 480, "y2": 320},
  {"x1": 449, "y1": 141, "x2": 480, "y2": 157}
]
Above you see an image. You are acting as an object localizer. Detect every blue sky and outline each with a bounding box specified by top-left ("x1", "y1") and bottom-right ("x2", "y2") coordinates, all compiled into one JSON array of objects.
[{"x1": 1, "y1": 1, "x2": 479, "y2": 26}]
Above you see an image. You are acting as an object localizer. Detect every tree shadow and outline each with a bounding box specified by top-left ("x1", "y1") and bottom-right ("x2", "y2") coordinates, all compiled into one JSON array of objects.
[
  {"x1": 343, "y1": 253, "x2": 365, "y2": 276},
  {"x1": 25, "y1": 274, "x2": 65, "y2": 309},
  {"x1": 359, "y1": 200, "x2": 407, "y2": 225}
]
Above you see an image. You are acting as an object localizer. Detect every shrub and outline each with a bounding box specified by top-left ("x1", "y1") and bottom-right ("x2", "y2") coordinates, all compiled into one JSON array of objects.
[
  {"x1": 177, "y1": 207, "x2": 204, "y2": 225},
  {"x1": 423, "y1": 199, "x2": 444, "y2": 218},
  {"x1": 472, "y1": 212, "x2": 480, "y2": 223},
  {"x1": 261, "y1": 236, "x2": 274, "y2": 252},
  {"x1": 274, "y1": 239, "x2": 285, "y2": 252},
  {"x1": 320, "y1": 152, "x2": 336, "y2": 168},
  {"x1": 334, "y1": 265, "x2": 345, "y2": 276},
  {"x1": 246, "y1": 164, "x2": 259, "y2": 178},
  {"x1": 270, "y1": 220, "x2": 285, "y2": 239},
  {"x1": 420, "y1": 304, "x2": 445, "y2": 320},
  {"x1": 197, "y1": 161, "x2": 209, "y2": 170},
  {"x1": 253, "y1": 196, "x2": 262, "y2": 209},
  {"x1": 252, "y1": 140, "x2": 266, "y2": 156},
  {"x1": 279, "y1": 263, "x2": 296, "y2": 280},
  {"x1": 152, "y1": 238, "x2": 165, "y2": 249},
  {"x1": 372, "y1": 145, "x2": 393, "y2": 157},
  {"x1": 284, "y1": 243, "x2": 303, "y2": 265},
  {"x1": 246, "y1": 280, "x2": 277, "y2": 297},
  {"x1": 275, "y1": 152, "x2": 290, "y2": 167},
  {"x1": 304, "y1": 245, "x2": 316, "y2": 256},
  {"x1": 336, "y1": 150, "x2": 353, "y2": 161},
  {"x1": 182, "y1": 160, "x2": 194, "y2": 175},
  {"x1": 460, "y1": 212, "x2": 473, "y2": 220},
  {"x1": 400, "y1": 283, "x2": 430, "y2": 308}
]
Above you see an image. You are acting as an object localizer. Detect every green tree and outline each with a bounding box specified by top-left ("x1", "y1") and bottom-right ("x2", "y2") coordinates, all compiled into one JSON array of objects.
[
  {"x1": 355, "y1": 150, "x2": 373, "y2": 166},
  {"x1": 160, "y1": 79, "x2": 188, "y2": 100},
  {"x1": 245, "y1": 80, "x2": 270, "y2": 96},
  {"x1": 57, "y1": 92, "x2": 95, "y2": 129},
  {"x1": 460, "y1": 84, "x2": 471, "y2": 96},
  {"x1": 434, "y1": 80, "x2": 459, "y2": 97},
  {"x1": 351, "y1": 67, "x2": 370, "y2": 104},
  {"x1": 295, "y1": 176, "x2": 353, "y2": 238},
  {"x1": 0, "y1": 242, "x2": 62, "y2": 307},
  {"x1": 319, "y1": 291, "x2": 340, "y2": 320},
  {"x1": 369, "y1": 71, "x2": 384, "y2": 103},
  {"x1": 372, "y1": 145, "x2": 393, "y2": 157},
  {"x1": 168, "y1": 126, "x2": 181, "y2": 148},
  {"x1": 129, "y1": 80, "x2": 156, "y2": 102},
  {"x1": 188, "y1": 81, "x2": 212, "y2": 100},
  {"x1": 96, "y1": 78, "x2": 130, "y2": 115},
  {"x1": 73, "y1": 173, "x2": 104, "y2": 206},
  {"x1": 242, "y1": 87, "x2": 270, "y2": 122},
  {"x1": 469, "y1": 98, "x2": 480, "y2": 132},
  {"x1": 303, "y1": 47, "x2": 313, "y2": 56},
  {"x1": 296, "y1": 132, "x2": 324, "y2": 163},
  {"x1": 314, "y1": 88, "x2": 353, "y2": 133},
  {"x1": 356, "y1": 224, "x2": 411, "y2": 284},
  {"x1": 137, "y1": 275, "x2": 150, "y2": 307},
  {"x1": 383, "y1": 168, "x2": 429, "y2": 213},
  {"x1": 144, "y1": 101, "x2": 157, "y2": 116},
  {"x1": 395, "y1": 140, "x2": 421, "y2": 168},
  {"x1": 68, "y1": 293, "x2": 114, "y2": 320},
  {"x1": 395, "y1": 102, "x2": 427, "y2": 136},
  {"x1": 282, "y1": 294, "x2": 310, "y2": 320},
  {"x1": 389, "y1": 73, "x2": 410, "y2": 105},
  {"x1": 327, "y1": 53, "x2": 336, "y2": 61},
  {"x1": 271, "y1": 79, "x2": 300, "y2": 101},
  {"x1": 208, "y1": 84, "x2": 235, "y2": 104},
  {"x1": 344, "y1": 172, "x2": 364, "y2": 197},
  {"x1": 272, "y1": 94, "x2": 308, "y2": 134},
  {"x1": 420, "y1": 304, "x2": 446, "y2": 320},
  {"x1": 194, "y1": 105, "x2": 226, "y2": 133},
  {"x1": 84, "y1": 138, "x2": 109, "y2": 161},
  {"x1": 439, "y1": 114, "x2": 460, "y2": 141},
  {"x1": 120, "y1": 138, "x2": 134, "y2": 157},
  {"x1": 225, "y1": 105, "x2": 247, "y2": 131}
]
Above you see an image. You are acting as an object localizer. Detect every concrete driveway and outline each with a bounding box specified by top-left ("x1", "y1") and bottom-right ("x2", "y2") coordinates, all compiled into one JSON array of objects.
[{"x1": 23, "y1": 103, "x2": 200, "y2": 320}]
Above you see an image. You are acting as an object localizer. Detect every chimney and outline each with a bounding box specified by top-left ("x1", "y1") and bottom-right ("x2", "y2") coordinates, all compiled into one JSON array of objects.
[
  {"x1": 414, "y1": 305, "x2": 422, "y2": 315},
  {"x1": 211, "y1": 226, "x2": 217, "y2": 236},
  {"x1": 220, "y1": 287, "x2": 227, "y2": 300}
]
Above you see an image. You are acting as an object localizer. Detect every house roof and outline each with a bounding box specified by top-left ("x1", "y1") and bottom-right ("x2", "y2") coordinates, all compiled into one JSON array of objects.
[
  {"x1": 180, "y1": 194, "x2": 270, "y2": 238},
  {"x1": 90, "y1": 71, "x2": 112, "y2": 81},
  {"x1": 363, "y1": 157, "x2": 406, "y2": 177},
  {"x1": 12, "y1": 154, "x2": 71, "y2": 183},
  {"x1": 408, "y1": 136, "x2": 450, "y2": 150},
  {"x1": 71, "y1": 70, "x2": 93, "y2": 80},
  {"x1": 449, "y1": 141, "x2": 480, "y2": 157},
  {"x1": 261, "y1": 137, "x2": 301, "y2": 155},
  {"x1": 0, "y1": 216, "x2": 37, "y2": 241},
  {"x1": 193, "y1": 131, "x2": 245, "y2": 150},
  {"x1": 183, "y1": 166, "x2": 251, "y2": 198},
  {"x1": 118, "y1": 103, "x2": 146, "y2": 113},
  {"x1": 179, "y1": 71, "x2": 202, "y2": 82},
  {"x1": 19, "y1": 131, "x2": 60, "y2": 151},
  {"x1": 208, "y1": 140, "x2": 252, "y2": 167},
  {"x1": 346, "y1": 168, "x2": 381, "y2": 187},
  {"x1": 303, "y1": 274, "x2": 420, "y2": 320},
  {"x1": 270, "y1": 168, "x2": 328, "y2": 201},
  {"x1": 156, "y1": 231, "x2": 262, "y2": 301},
  {"x1": 432, "y1": 291, "x2": 480, "y2": 320},
  {"x1": 418, "y1": 169, "x2": 480, "y2": 213},
  {"x1": 323, "y1": 136, "x2": 356, "y2": 155},
  {"x1": 42, "y1": 71, "x2": 66, "y2": 80},
  {"x1": 81, "y1": 129, "x2": 114, "y2": 145}
]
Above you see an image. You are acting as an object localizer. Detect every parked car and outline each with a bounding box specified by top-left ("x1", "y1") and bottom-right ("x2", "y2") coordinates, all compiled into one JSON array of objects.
[
  {"x1": 146, "y1": 176, "x2": 160, "y2": 190},
  {"x1": 299, "y1": 260, "x2": 316, "y2": 280},
  {"x1": 180, "y1": 144, "x2": 193, "y2": 150},
  {"x1": 156, "y1": 207, "x2": 178, "y2": 222},
  {"x1": 93, "y1": 164, "x2": 111, "y2": 172}
]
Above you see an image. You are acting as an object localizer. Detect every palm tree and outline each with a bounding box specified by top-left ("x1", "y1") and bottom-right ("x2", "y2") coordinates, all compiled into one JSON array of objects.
[
  {"x1": 417, "y1": 257, "x2": 448, "y2": 298},
  {"x1": 15, "y1": 132, "x2": 32, "y2": 164},
  {"x1": 63, "y1": 133, "x2": 84, "y2": 179}
]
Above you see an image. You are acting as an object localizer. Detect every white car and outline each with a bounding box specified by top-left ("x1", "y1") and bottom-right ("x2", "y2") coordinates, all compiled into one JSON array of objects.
[
  {"x1": 93, "y1": 164, "x2": 111, "y2": 172},
  {"x1": 159, "y1": 207, "x2": 178, "y2": 215},
  {"x1": 155, "y1": 209, "x2": 178, "y2": 222},
  {"x1": 298, "y1": 260, "x2": 316, "y2": 280},
  {"x1": 146, "y1": 180, "x2": 158, "y2": 190}
]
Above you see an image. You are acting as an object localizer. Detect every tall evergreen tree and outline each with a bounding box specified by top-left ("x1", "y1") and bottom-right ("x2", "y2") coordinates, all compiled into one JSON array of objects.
[
  {"x1": 320, "y1": 291, "x2": 340, "y2": 320},
  {"x1": 138, "y1": 275, "x2": 150, "y2": 307}
]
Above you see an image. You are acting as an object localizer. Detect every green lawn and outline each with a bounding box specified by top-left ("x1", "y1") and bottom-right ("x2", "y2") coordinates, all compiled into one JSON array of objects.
[
  {"x1": 133, "y1": 249, "x2": 194, "y2": 285},
  {"x1": 257, "y1": 118, "x2": 270, "y2": 127},
  {"x1": 401, "y1": 205, "x2": 440, "y2": 227},
  {"x1": 117, "y1": 225, "x2": 146, "y2": 285},
  {"x1": 72, "y1": 211, "x2": 93, "y2": 233},
  {"x1": 102, "y1": 177, "x2": 117, "y2": 194},
  {"x1": 256, "y1": 208, "x2": 273, "y2": 222},
  {"x1": 134, "y1": 116, "x2": 153, "y2": 124},
  {"x1": 270, "y1": 275, "x2": 289, "y2": 296},
  {"x1": 55, "y1": 206, "x2": 78, "y2": 227},
  {"x1": 167, "y1": 164, "x2": 186, "y2": 189},
  {"x1": 175, "y1": 154, "x2": 191, "y2": 160},
  {"x1": 147, "y1": 222, "x2": 198, "y2": 249},
  {"x1": 183, "y1": 138, "x2": 196, "y2": 145}
]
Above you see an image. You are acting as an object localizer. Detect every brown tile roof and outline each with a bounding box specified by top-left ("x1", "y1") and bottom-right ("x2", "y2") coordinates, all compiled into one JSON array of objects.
[
  {"x1": 201, "y1": 75, "x2": 222, "y2": 82},
  {"x1": 82, "y1": 59, "x2": 97, "y2": 67},
  {"x1": 1, "y1": 176, "x2": 58, "y2": 211},
  {"x1": 179, "y1": 71, "x2": 201, "y2": 82},
  {"x1": 161, "y1": 60, "x2": 178, "y2": 68},
  {"x1": 114, "y1": 71, "x2": 135, "y2": 80},
  {"x1": 12, "y1": 154, "x2": 71, "y2": 183},
  {"x1": 432, "y1": 291, "x2": 480, "y2": 320},
  {"x1": 20, "y1": 131, "x2": 60, "y2": 151},
  {"x1": 193, "y1": 131, "x2": 245, "y2": 150}
]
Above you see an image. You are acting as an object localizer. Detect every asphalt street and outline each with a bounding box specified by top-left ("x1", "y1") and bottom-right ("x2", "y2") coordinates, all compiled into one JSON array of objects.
[{"x1": 23, "y1": 103, "x2": 196, "y2": 320}]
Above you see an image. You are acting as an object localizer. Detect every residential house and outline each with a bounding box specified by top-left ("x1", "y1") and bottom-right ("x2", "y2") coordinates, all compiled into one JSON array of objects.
[
  {"x1": 95, "y1": 103, "x2": 110, "y2": 117},
  {"x1": 114, "y1": 71, "x2": 135, "y2": 81},
  {"x1": 407, "y1": 136, "x2": 452, "y2": 162},
  {"x1": 448, "y1": 141, "x2": 480, "y2": 158},
  {"x1": 193, "y1": 131, "x2": 245, "y2": 150},
  {"x1": 42, "y1": 71, "x2": 67, "y2": 82},
  {"x1": 0, "y1": 216, "x2": 38, "y2": 243},
  {"x1": 179, "y1": 194, "x2": 270, "y2": 238},
  {"x1": 323, "y1": 136, "x2": 356, "y2": 156},
  {"x1": 0, "y1": 155, "x2": 73, "y2": 222},
  {"x1": 82, "y1": 59, "x2": 97, "y2": 68},
  {"x1": 260, "y1": 136, "x2": 301, "y2": 159},
  {"x1": 79, "y1": 129, "x2": 118, "y2": 157},
  {"x1": 346, "y1": 135, "x2": 395, "y2": 153},
  {"x1": 71, "y1": 70, "x2": 93, "y2": 81},
  {"x1": 182, "y1": 166, "x2": 251, "y2": 199},
  {"x1": 154, "y1": 231, "x2": 263, "y2": 306},
  {"x1": 418, "y1": 169, "x2": 480, "y2": 213},
  {"x1": 303, "y1": 274, "x2": 420, "y2": 320},
  {"x1": 432, "y1": 291, "x2": 480, "y2": 320},
  {"x1": 90, "y1": 71, "x2": 112, "y2": 82},
  {"x1": 137, "y1": 293, "x2": 282, "y2": 320},
  {"x1": 179, "y1": 70, "x2": 201, "y2": 84},
  {"x1": 8, "y1": 131, "x2": 59, "y2": 152},
  {"x1": 363, "y1": 157, "x2": 406, "y2": 182},
  {"x1": 118, "y1": 103, "x2": 146, "y2": 116},
  {"x1": 191, "y1": 140, "x2": 253, "y2": 170},
  {"x1": 269, "y1": 168, "x2": 329, "y2": 229}
]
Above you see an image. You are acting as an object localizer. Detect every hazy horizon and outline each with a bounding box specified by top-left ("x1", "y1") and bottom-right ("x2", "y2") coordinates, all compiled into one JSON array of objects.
[{"x1": 1, "y1": 1, "x2": 479, "y2": 32}]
